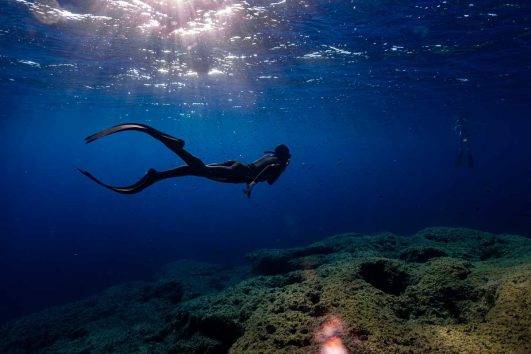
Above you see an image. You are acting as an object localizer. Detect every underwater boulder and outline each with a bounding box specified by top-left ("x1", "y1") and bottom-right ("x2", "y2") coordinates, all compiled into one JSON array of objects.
[
  {"x1": 157, "y1": 260, "x2": 248, "y2": 300},
  {"x1": 289, "y1": 245, "x2": 335, "y2": 258},
  {"x1": 479, "y1": 246, "x2": 504, "y2": 260},
  {"x1": 5, "y1": 330, "x2": 61, "y2": 352},
  {"x1": 246, "y1": 249, "x2": 294, "y2": 275},
  {"x1": 394, "y1": 258, "x2": 479, "y2": 322},
  {"x1": 477, "y1": 237, "x2": 509, "y2": 260},
  {"x1": 246, "y1": 244, "x2": 337, "y2": 276},
  {"x1": 399, "y1": 246, "x2": 448, "y2": 263},
  {"x1": 417, "y1": 227, "x2": 490, "y2": 244},
  {"x1": 139, "y1": 281, "x2": 184, "y2": 304},
  {"x1": 233, "y1": 310, "x2": 315, "y2": 352}
]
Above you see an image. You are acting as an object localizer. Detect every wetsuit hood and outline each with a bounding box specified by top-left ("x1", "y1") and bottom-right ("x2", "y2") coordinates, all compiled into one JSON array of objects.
[{"x1": 265, "y1": 144, "x2": 291, "y2": 162}]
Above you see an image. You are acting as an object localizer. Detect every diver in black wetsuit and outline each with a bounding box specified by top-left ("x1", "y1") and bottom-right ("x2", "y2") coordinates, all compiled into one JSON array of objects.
[
  {"x1": 78, "y1": 123, "x2": 290, "y2": 198},
  {"x1": 454, "y1": 116, "x2": 474, "y2": 168}
]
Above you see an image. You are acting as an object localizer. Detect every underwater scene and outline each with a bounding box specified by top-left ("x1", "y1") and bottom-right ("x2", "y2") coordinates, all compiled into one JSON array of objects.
[{"x1": 1, "y1": 0, "x2": 530, "y2": 352}]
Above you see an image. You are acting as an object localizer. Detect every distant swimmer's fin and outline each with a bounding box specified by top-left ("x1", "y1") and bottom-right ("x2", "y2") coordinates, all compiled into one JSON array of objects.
[
  {"x1": 84, "y1": 123, "x2": 184, "y2": 154},
  {"x1": 78, "y1": 168, "x2": 159, "y2": 194},
  {"x1": 455, "y1": 149, "x2": 464, "y2": 167},
  {"x1": 467, "y1": 152, "x2": 474, "y2": 168}
]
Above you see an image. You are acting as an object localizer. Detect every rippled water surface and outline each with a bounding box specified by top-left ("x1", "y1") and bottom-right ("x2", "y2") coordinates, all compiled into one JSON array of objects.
[
  {"x1": 3, "y1": 0, "x2": 530, "y2": 102},
  {"x1": 0, "y1": 0, "x2": 530, "y2": 322}
]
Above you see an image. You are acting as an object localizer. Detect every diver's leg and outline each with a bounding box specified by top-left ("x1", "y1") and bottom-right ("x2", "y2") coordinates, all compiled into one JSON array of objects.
[
  {"x1": 202, "y1": 163, "x2": 250, "y2": 183},
  {"x1": 207, "y1": 160, "x2": 237, "y2": 167},
  {"x1": 78, "y1": 166, "x2": 193, "y2": 194},
  {"x1": 174, "y1": 148, "x2": 206, "y2": 169},
  {"x1": 467, "y1": 148, "x2": 474, "y2": 168},
  {"x1": 84, "y1": 123, "x2": 184, "y2": 154},
  {"x1": 455, "y1": 146, "x2": 464, "y2": 167},
  {"x1": 84, "y1": 123, "x2": 208, "y2": 169}
]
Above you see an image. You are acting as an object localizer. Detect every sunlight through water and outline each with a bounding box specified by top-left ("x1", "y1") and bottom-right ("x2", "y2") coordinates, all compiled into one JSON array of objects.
[{"x1": 5, "y1": 0, "x2": 529, "y2": 112}]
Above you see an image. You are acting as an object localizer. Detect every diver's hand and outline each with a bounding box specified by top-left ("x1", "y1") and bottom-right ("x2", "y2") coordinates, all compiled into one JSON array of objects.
[{"x1": 243, "y1": 183, "x2": 254, "y2": 198}]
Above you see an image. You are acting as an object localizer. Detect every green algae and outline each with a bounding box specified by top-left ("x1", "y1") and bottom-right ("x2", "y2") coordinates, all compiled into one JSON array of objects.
[{"x1": 1, "y1": 227, "x2": 529, "y2": 353}]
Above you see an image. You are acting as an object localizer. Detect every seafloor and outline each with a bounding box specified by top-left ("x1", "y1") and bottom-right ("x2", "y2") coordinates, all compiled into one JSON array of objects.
[{"x1": 1, "y1": 227, "x2": 530, "y2": 353}]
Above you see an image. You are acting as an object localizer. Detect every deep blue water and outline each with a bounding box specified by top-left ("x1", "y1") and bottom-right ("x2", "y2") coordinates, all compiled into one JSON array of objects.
[{"x1": 1, "y1": 0, "x2": 530, "y2": 323}]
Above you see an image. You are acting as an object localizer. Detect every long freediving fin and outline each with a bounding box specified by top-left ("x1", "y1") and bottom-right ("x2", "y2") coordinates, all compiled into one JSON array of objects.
[
  {"x1": 85, "y1": 123, "x2": 155, "y2": 144},
  {"x1": 77, "y1": 168, "x2": 158, "y2": 194},
  {"x1": 84, "y1": 123, "x2": 185, "y2": 154},
  {"x1": 455, "y1": 149, "x2": 464, "y2": 167}
]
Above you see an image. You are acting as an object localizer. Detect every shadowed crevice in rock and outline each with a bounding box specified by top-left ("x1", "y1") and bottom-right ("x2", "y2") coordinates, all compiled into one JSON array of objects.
[
  {"x1": 185, "y1": 313, "x2": 244, "y2": 352},
  {"x1": 358, "y1": 259, "x2": 411, "y2": 295},
  {"x1": 478, "y1": 238, "x2": 508, "y2": 260}
]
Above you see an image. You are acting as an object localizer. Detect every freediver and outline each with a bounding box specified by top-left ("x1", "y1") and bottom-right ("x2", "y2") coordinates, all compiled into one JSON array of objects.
[
  {"x1": 454, "y1": 116, "x2": 474, "y2": 168},
  {"x1": 78, "y1": 123, "x2": 291, "y2": 198}
]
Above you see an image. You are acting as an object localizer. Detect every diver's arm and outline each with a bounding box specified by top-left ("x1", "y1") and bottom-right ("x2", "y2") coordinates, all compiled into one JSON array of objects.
[
  {"x1": 243, "y1": 164, "x2": 278, "y2": 198},
  {"x1": 244, "y1": 180, "x2": 261, "y2": 198},
  {"x1": 243, "y1": 183, "x2": 254, "y2": 198}
]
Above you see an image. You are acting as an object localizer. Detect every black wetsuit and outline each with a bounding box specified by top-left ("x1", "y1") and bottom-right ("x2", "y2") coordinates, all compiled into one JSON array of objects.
[
  {"x1": 455, "y1": 117, "x2": 474, "y2": 168},
  {"x1": 248, "y1": 155, "x2": 286, "y2": 184},
  {"x1": 79, "y1": 123, "x2": 287, "y2": 194}
]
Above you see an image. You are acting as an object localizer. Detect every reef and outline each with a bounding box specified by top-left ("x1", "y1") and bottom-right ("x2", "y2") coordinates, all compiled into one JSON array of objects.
[{"x1": 1, "y1": 227, "x2": 530, "y2": 353}]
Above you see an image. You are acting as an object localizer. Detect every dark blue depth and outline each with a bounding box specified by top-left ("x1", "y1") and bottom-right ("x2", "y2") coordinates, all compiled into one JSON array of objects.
[{"x1": 0, "y1": 0, "x2": 530, "y2": 323}]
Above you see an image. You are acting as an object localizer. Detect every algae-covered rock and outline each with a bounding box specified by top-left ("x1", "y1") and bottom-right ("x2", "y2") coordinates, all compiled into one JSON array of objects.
[
  {"x1": 246, "y1": 244, "x2": 335, "y2": 275},
  {"x1": 399, "y1": 246, "x2": 448, "y2": 263},
  {"x1": 246, "y1": 249, "x2": 294, "y2": 275},
  {"x1": 139, "y1": 280, "x2": 184, "y2": 304},
  {"x1": 395, "y1": 258, "x2": 478, "y2": 323},
  {"x1": 1, "y1": 227, "x2": 529, "y2": 353}
]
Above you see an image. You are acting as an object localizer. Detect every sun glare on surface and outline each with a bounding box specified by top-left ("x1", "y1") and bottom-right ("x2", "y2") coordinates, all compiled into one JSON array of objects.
[
  {"x1": 15, "y1": 0, "x2": 334, "y2": 110},
  {"x1": 17, "y1": 0, "x2": 260, "y2": 102}
]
